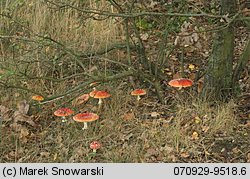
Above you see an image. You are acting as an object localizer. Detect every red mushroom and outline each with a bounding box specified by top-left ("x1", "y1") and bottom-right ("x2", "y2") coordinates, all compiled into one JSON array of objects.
[
  {"x1": 131, "y1": 89, "x2": 146, "y2": 101},
  {"x1": 90, "y1": 90, "x2": 110, "y2": 105},
  {"x1": 90, "y1": 141, "x2": 101, "y2": 153},
  {"x1": 54, "y1": 108, "x2": 74, "y2": 122},
  {"x1": 89, "y1": 89, "x2": 98, "y2": 98},
  {"x1": 73, "y1": 94, "x2": 90, "y2": 106},
  {"x1": 168, "y1": 78, "x2": 193, "y2": 90},
  {"x1": 73, "y1": 112, "x2": 99, "y2": 130},
  {"x1": 32, "y1": 95, "x2": 44, "y2": 102}
]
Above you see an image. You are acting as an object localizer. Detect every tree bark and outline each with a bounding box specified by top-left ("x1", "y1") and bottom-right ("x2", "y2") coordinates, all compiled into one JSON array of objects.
[
  {"x1": 232, "y1": 38, "x2": 250, "y2": 91},
  {"x1": 203, "y1": 0, "x2": 237, "y2": 100}
]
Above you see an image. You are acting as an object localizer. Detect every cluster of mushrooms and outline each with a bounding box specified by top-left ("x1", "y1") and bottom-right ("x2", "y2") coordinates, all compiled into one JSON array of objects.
[{"x1": 32, "y1": 78, "x2": 193, "y2": 153}]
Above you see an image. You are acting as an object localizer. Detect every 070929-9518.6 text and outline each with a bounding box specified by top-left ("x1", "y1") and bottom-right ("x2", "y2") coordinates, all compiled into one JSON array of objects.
[{"x1": 173, "y1": 166, "x2": 247, "y2": 176}]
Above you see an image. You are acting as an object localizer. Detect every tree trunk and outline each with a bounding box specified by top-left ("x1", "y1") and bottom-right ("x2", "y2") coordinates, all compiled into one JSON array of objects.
[
  {"x1": 203, "y1": 0, "x2": 237, "y2": 100},
  {"x1": 232, "y1": 38, "x2": 250, "y2": 94}
]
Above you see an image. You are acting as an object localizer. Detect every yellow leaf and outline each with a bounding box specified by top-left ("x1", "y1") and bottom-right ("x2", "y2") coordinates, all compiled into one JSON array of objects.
[
  {"x1": 45, "y1": 47, "x2": 50, "y2": 53},
  {"x1": 202, "y1": 126, "x2": 210, "y2": 133},
  {"x1": 53, "y1": 153, "x2": 58, "y2": 161},
  {"x1": 188, "y1": 64, "x2": 195, "y2": 70},
  {"x1": 191, "y1": 131, "x2": 199, "y2": 140},
  {"x1": 194, "y1": 116, "x2": 201, "y2": 124}
]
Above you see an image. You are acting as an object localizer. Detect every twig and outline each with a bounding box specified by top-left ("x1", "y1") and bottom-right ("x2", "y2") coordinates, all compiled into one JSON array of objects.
[
  {"x1": 44, "y1": 0, "x2": 224, "y2": 19},
  {"x1": 0, "y1": 81, "x2": 43, "y2": 96},
  {"x1": 41, "y1": 70, "x2": 134, "y2": 103}
]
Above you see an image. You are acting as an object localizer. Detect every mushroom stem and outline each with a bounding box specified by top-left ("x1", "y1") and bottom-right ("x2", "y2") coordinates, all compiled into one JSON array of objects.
[
  {"x1": 98, "y1": 98, "x2": 102, "y2": 105},
  {"x1": 61, "y1": 116, "x2": 67, "y2": 123},
  {"x1": 136, "y1": 95, "x2": 141, "y2": 101},
  {"x1": 82, "y1": 122, "x2": 88, "y2": 130},
  {"x1": 93, "y1": 149, "x2": 97, "y2": 153}
]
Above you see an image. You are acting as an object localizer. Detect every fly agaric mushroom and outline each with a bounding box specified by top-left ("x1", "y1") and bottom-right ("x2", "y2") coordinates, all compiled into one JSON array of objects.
[
  {"x1": 32, "y1": 95, "x2": 44, "y2": 102},
  {"x1": 131, "y1": 89, "x2": 146, "y2": 101},
  {"x1": 73, "y1": 112, "x2": 99, "y2": 130},
  {"x1": 54, "y1": 108, "x2": 74, "y2": 122},
  {"x1": 89, "y1": 88, "x2": 98, "y2": 98},
  {"x1": 90, "y1": 141, "x2": 101, "y2": 153},
  {"x1": 168, "y1": 78, "x2": 193, "y2": 90},
  {"x1": 90, "y1": 90, "x2": 110, "y2": 105},
  {"x1": 73, "y1": 94, "x2": 90, "y2": 106}
]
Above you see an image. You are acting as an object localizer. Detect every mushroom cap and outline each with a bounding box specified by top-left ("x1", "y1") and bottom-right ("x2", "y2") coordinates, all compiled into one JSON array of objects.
[
  {"x1": 32, "y1": 95, "x2": 44, "y2": 101},
  {"x1": 90, "y1": 141, "x2": 101, "y2": 150},
  {"x1": 168, "y1": 78, "x2": 193, "y2": 88},
  {"x1": 131, "y1": 89, "x2": 146, "y2": 96},
  {"x1": 91, "y1": 90, "x2": 110, "y2": 99},
  {"x1": 54, "y1": 108, "x2": 74, "y2": 117},
  {"x1": 89, "y1": 90, "x2": 98, "y2": 98},
  {"x1": 73, "y1": 112, "x2": 99, "y2": 122},
  {"x1": 74, "y1": 94, "x2": 90, "y2": 105},
  {"x1": 78, "y1": 94, "x2": 90, "y2": 101}
]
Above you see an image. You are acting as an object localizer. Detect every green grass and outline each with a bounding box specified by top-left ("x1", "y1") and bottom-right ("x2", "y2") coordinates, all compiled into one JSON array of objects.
[{"x1": 0, "y1": 89, "x2": 245, "y2": 162}]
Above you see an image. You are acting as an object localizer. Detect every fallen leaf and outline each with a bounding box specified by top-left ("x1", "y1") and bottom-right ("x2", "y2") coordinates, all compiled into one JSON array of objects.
[
  {"x1": 8, "y1": 151, "x2": 16, "y2": 159},
  {"x1": 53, "y1": 153, "x2": 58, "y2": 161},
  {"x1": 192, "y1": 32, "x2": 199, "y2": 42},
  {"x1": 0, "y1": 105, "x2": 13, "y2": 122},
  {"x1": 174, "y1": 21, "x2": 200, "y2": 48},
  {"x1": 140, "y1": 33, "x2": 149, "y2": 41},
  {"x1": 194, "y1": 116, "x2": 201, "y2": 124},
  {"x1": 169, "y1": 154, "x2": 177, "y2": 162},
  {"x1": 88, "y1": 66, "x2": 98, "y2": 73},
  {"x1": 20, "y1": 127, "x2": 29, "y2": 138},
  {"x1": 180, "y1": 152, "x2": 190, "y2": 158},
  {"x1": 0, "y1": 69, "x2": 5, "y2": 74},
  {"x1": 160, "y1": 145, "x2": 174, "y2": 153},
  {"x1": 174, "y1": 36, "x2": 180, "y2": 46},
  {"x1": 45, "y1": 46, "x2": 50, "y2": 53},
  {"x1": 242, "y1": 8, "x2": 250, "y2": 16},
  {"x1": 191, "y1": 131, "x2": 199, "y2": 140},
  {"x1": 150, "y1": 112, "x2": 160, "y2": 118},
  {"x1": 10, "y1": 122, "x2": 22, "y2": 132},
  {"x1": 202, "y1": 126, "x2": 210, "y2": 133},
  {"x1": 232, "y1": 147, "x2": 240, "y2": 154},
  {"x1": 188, "y1": 64, "x2": 195, "y2": 70},
  {"x1": 56, "y1": 135, "x2": 63, "y2": 144},
  {"x1": 145, "y1": 148, "x2": 158, "y2": 157},
  {"x1": 13, "y1": 111, "x2": 35, "y2": 126},
  {"x1": 40, "y1": 152, "x2": 50, "y2": 157},
  {"x1": 197, "y1": 79, "x2": 204, "y2": 94},
  {"x1": 245, "y1": 121, "x2": 250, "y2": 128},
  {"x1": 247, "y1": 153, "x2": 250, "y2": 162},
  {"x1": 0, "y1": 105, "x2": 10, "y2": 114}
]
